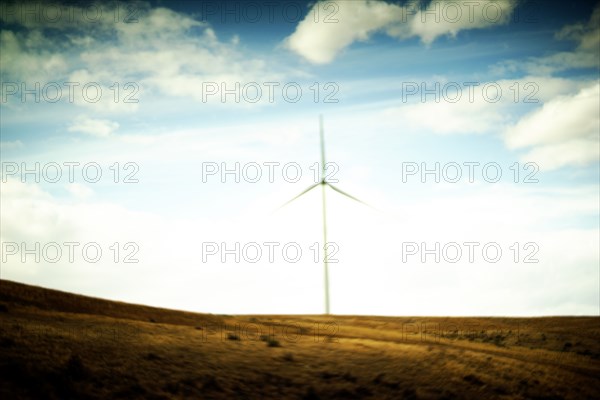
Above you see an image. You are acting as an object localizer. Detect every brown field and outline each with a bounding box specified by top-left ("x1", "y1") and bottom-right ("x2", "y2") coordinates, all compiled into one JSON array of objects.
[{"x1": 1, "y1": 280, "x2": 599, "y2": 399}]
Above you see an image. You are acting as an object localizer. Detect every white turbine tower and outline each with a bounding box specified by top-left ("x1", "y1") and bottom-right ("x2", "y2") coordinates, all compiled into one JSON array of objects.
[{"x1": 280, "y1": 115, "x2": 371, "y2": 315}]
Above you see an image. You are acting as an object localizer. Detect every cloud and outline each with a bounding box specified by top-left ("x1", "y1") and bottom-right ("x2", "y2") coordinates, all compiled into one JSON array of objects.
[
  {"x1": 492, "y1": 5, "x2": 600, "y2": 75},
  {"x1": 65, "y1": 183, "x2": 94, "y2": 199},
  {"x1": 0, "y1": 2, "x2": 140, "y2": 30},
  {"x1": 383, "y1": 80, "x2": 511, "y2": 135},
  {"x1": 519, "y1": 140, "x2": 599, "y2": 171},
  {"x1": 378, "y1": 75, "x2": 598, "y2": 171},
  {"x1": 0, "y1": 178, "x2": 73, "y2": 243},
  {"x1": 0, "y1": 140, "x2": 24, "y2": 150},
  {"x1": 387, "y1": 0, "x2": 516, "y2": 44},
  {"x1": 381, "y1": 76, "x2": 591, "y2": 136},
  {"x1": 113, "y1": 6, "x2": 205, "y2": 44},
  {"x1": 68, "y1": 115, "x2": 119, "y2": 137},
  {"x1": 2, "y1": 173, "x2": 597, "y2": 315},
  {"x1": 504, "y1": 83, "x2": 600, "y2": 170},
  {"x1": 0, "y1": 177, "x2": 168, "y2": 296},
  {"x1": 285, "y1": 0, "x2": 517, "y2": 64},
  {"x1": 555, "y1": 4, "x2": 600, "y2": 54},
  {"x1": 0, "y1": 30, "x2": 68, "y2": 81},
  {"x1": 1, "y1": 4, "x2": 281, "y2": 108},
  {"x1": 81, "y1": 7, "x2": 279, "y2": 103},
  {"x1": 285, "y1": 0, "x2": 403, "y2": 64}
]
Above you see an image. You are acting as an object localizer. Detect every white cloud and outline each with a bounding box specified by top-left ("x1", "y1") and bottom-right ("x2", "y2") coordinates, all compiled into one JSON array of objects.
[
  {"x1": 285, "y1": 0, "x2": 403, "y2": 64},
  {"x1": 65, "y1": 183, "x2": 94, "y2": 199},
  {"x1": 0, "y1": 2, "x2": 140, "y2": 31},
  {"x1": 78, "y1": 7, "x2": 280, "y2": 104},
  {"x1": 492, "y1": 5, "x2": 600, "y2": 75},
  {"x1": 114, "y1": 6, "x2": 206, "y2": 44},
  {"x1": 381, "y1": 76, "x2": 592, "y2": 136},
  {"x1": 504, "y1": 83, "x2": 600, "y2": 170},
  {"x1": 285, "y1": 0, "x2": 517, "y2": 64},
  {"x1": 1, "y1": 174, "x2": 597, "y2": 315},
  {"x1": 519, "y1": 140, "x2": 599, "y2": 171},
  {"x1": 376, "y1": 75, "x2": 598, "y2": 171},
  {"x1": 0, "y1": 140, "x2": 24, "y2": 150},
  {"x1": 387, "y1": 0, "x2": 516, "y2": 44},
  {"x1": 555, "y1": 4, "x2": 600, "y2": 56},
  {"x1": 383, "y1": 91, "x2": 507, "y2": 135},
  {"x1": 1, "y1": 5, "x2": 281, "y2": 108},
  {"x1": 0, "y1": 30, "x2": 68, "y2": 81},
  {"x1": 68, "y1": 115, "x2": 119, "y2": 137}
]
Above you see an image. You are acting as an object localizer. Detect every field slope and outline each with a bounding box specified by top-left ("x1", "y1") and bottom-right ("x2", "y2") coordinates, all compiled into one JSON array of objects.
[{"x1": 1, "y1": 279, "x2": 599, "y2": 399}]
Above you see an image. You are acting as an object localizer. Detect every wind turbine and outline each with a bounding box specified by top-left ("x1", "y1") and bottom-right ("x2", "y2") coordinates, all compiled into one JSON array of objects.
[{"x1": 280, "y1": 115, "x2": 371, "y2": 315}]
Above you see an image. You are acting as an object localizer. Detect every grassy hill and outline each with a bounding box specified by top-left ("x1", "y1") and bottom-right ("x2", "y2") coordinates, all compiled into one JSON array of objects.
[{"x1": 1, "y1": 279, "x2": 599, "y2": 399}]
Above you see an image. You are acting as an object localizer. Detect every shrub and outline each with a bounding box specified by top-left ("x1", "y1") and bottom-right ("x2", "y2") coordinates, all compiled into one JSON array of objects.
[
  {"x1": 260, "y1": 334, "x2": 270, "y2": 342},
  {"x1": 65, "y1": 354, "x2": 87, "y2": 380}
]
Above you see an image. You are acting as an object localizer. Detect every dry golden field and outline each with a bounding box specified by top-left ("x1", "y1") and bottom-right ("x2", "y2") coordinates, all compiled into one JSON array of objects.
[{"x1": 1, "y1": 279, "x2": 599, "y2": 399}]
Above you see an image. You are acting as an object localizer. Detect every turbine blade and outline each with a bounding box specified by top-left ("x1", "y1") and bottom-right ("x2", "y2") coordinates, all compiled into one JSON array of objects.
[
  {"x1": 278, "y1": 183, "x2": 320, "y2": 210},
  {"x1": 326, "y1": 183, "x2": 374, "y2": 209}
]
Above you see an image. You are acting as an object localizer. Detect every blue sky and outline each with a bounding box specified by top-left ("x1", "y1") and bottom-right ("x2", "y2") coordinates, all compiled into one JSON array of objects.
[{"x1": 1, "y1": 0, "x2": 599, "y2": 315}]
